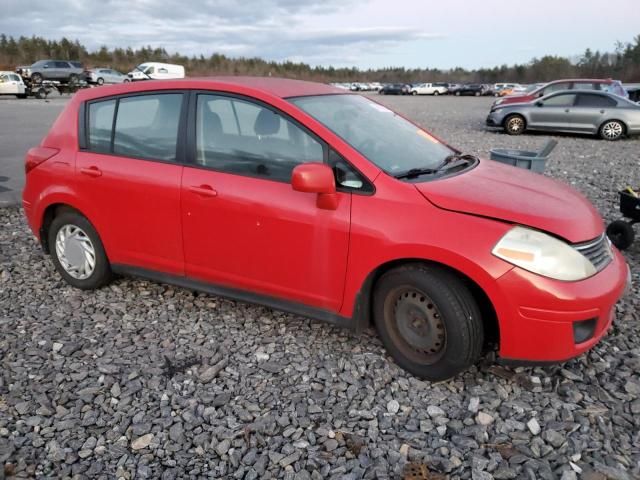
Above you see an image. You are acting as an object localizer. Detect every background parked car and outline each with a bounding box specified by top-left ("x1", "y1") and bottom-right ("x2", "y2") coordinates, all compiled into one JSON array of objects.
[
  {"x1": 454, "y1": 84, "x2": 488, "y2": 96},
  {"x1": 127, "y1": 62, "x2": 185, "y2": 81},
  {"x1": 410, "y1": 83, "x2": 448, "y2": 95},
  {"x1": 494, "y1": 78, "x2": 627, "y2": 106},
  {"x1": 486, "y1": 90, "x2": 640, "y2": 140},
  {"x1": 0, "y1": 71, "x2": 27, "y2": 98},
  {"x1": 85, "y1": 68, "x2": 130, "y2": 85},
  {"x1": 379, "y1": 83, "x2": 410, "y2": 95},
  {"x1": 29, "y1": 60, "x2": 84, "y2": 84}
]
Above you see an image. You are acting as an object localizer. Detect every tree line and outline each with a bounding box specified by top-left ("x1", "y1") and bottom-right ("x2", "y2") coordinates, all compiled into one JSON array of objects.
[{"x1": 1, "y1": 33, "x2": 639, "y2": 83}]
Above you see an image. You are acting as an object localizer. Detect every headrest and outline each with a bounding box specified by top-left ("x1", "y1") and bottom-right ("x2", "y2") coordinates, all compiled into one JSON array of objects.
[
  {"x1": 202, "y1": 107, "x2": 223, "y2": 135},
  {"x1": 254, "y1": 109, "x2": 280, "y2": 136}
]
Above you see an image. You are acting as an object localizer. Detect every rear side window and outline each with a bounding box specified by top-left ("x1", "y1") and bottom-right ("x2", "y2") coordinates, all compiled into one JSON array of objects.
[
  {"x1": 575, "y1": 94, "x2": 617, "y2": 107},
  {"x1": 55, "y1": 61, "x2": 70, "y2": 68},
  {"x1": 542, "y1": 82, "x2": 571, "y2": 95},
  {"x1": 113, "y1": 94, "x2": 183, "y2": 161},
  {"x1": 85, "y1": 93, "x2": 183, "y2": 162},
  {"x1": 88, "y1": 100, "x2": 116, "y2": 153}
]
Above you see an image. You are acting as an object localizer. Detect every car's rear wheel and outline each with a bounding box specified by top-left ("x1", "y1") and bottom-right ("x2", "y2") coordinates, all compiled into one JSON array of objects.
[
  {"x1": 31, "y1": 73, "x2": 43, "y2": 83},
  {"x1": 49, "y1": 210, "x2": 112, "y2": 289},
  {"x1": 433, "y1": 91, "x2": 439, "y2": 96},
  {"x1": 412, "y1": 91, "x2": 417, "y2": 95},
  {"x1": 606, "y1": 220, "x2": 635, "y2": 250},
  {"x1": 599, "y1": 120, "x2": 624, "y2": 141},
  {"x1": 373, "y1": 265, "x2": 484, "y2": 381},
  {"x1": 474, "y1": 91, "x2": 481, "y2": 97},
  {"x1": 97, "y1": 77, "x2": 104, "y2": 85},
  {"x1": 504, "y1": 114, "x2": 526, "y2": 135},
  {"x1": 455, "y1": 91, "x2": 461, "y2": 96}
]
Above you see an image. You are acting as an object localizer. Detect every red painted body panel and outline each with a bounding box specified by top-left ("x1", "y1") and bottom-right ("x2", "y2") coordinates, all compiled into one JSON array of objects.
[
  {"x1": 498, "y1": 78, "x2": 618, "y2": 106},
  {"x1": 181, "y1": 167, "x2": 351, "y2": 311},
  {"x1": 415, "y1": 159, "x2": 604, "y2": 243},
  {"x1": 22, "y1": 77, "x2": 630, "y2": 366}
]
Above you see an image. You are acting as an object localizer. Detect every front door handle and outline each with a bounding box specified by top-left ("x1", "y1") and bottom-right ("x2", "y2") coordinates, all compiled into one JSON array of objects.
[
  {"x1": 187, "y1": 185, "x2": 218, "y2": 198},
  {"x1": 80, "y1": 166, "x2": 102, "y2": 177}
]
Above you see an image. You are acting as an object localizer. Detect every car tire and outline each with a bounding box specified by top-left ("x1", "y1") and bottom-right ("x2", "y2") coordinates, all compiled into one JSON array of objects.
[
  {"x1": 474, "y1": 91, "x2": 481, "y2": 97},
  {"x1": 504, "y1": 114, "x2": 526, "y2": 135},
  {"x1": 31, "y1": 73, "x2": 43, "y2": 83},
  {"x1": 15, "y1": 94, "x2": 27, "y2": 99},
  {"x1": 373, "y1": 264, "x2": 484, "y2": 381},
  {"x1": 412, "y1": 91, "x2": 417, "y2": 95},
  {"x1": 606, "y1": 220, "x2": 635, "y2": 250},
  {"x1": 69, "y1": 74, "x2": 78, "y2": 85},
  {"x1": 455, "y1": 91, "x2": 461, "y2": 96},
  {"x1": 97, "y1": 77, "x2": 104, "y2": 85},
  {"x1": 123, "y1": 78, "x2": 130, "y2": 83},
  {"x1": 35, "y1": 88, "x2": 47, "y2": 100},
  {"x1": 433, "y1": 91, "x2": 439, "y2": 96},
  {"x1": 48, "y1": 210, "x2": 113, "y2": 290},
  {"x1": 599, "y1": 120, "x2": 625, "y2": 141},
  {"x1": 379, "y1": 90, "x2": 385, "y2": 95}
]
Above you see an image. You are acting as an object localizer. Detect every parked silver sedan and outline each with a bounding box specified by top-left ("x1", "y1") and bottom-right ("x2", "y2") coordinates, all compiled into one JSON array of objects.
[
  {"x1": 86, "y1": 68, "x2": 130, "y2": 85},
  {"x1": 486, "y1": 90, "x2": 640, "y2": 141}
]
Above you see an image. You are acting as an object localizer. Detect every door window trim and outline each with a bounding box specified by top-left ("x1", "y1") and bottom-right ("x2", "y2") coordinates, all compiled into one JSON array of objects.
[
  {"x1": 79, "y1": 89, "x2": 189, "y2": 166},
  {"x1": 185, "y1": 90, "x2": 375, "y2": 195}
]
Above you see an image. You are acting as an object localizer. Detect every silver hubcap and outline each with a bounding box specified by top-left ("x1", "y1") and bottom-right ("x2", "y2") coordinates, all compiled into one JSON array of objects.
[
  {"x1": 508, "y1": 117, "x2": 524, "y2": 132},
  {"x1": 602, "y1": 122, "x2": 622, "y2": 139},
  {"x1": 55, "y1": 225, "x2": 96, "y2": 279}
]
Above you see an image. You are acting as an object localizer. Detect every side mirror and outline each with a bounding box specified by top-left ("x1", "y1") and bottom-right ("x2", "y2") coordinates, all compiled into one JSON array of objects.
[
  {"x1": 291, "y1": 163, "x2": 338, "y2": 210},
  {"x1": 535, "y1": 100, "x2": 543, "y2": 107}
]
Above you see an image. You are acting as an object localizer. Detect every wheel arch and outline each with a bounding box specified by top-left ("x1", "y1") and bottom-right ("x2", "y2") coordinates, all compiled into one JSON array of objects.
[
  {"x1": 598, "y1": 118, "x2": 627, "y2": 135},
  {"x1": 40, "y1": 202, "x2": 94, "y2": 254},
  {"x1": 351, "y1": 258, "x2": 500, "y2": 348}
]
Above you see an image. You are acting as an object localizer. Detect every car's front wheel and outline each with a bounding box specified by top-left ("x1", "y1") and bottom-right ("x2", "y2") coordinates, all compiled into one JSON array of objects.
[
  {"x1": 433, "y1": 90, "x2": 439, "y2": 96},
  {"x1": 49, "y1": 210, "x2": 112, "y2": 289},
  {"x1": 97, "y1": 77, "x2": 104, "y2": 85},
  {"x1": 373, "y1": 265, "x2": 484, "y2": 381},
  {"x1": 599, "y1": 120, "x2": 625, "y2": 141},
  {"x1": 504, "y1": 114, "x2": 525, "y2": 135}
]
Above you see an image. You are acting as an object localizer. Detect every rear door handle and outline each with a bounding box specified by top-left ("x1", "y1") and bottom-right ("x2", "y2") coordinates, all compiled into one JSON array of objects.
[
  {"x1": 187, "y1": 185, "x2": 218, "y2": 197},
  {"x1": 80, "y1": 166, "x2": 102, "y2": 177}
]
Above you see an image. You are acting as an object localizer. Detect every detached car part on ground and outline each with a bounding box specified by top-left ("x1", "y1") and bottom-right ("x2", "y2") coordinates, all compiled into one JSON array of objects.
[
  {"x1": 487, "y1": 90, "x2": 640, "y2": 140},
  {"x1": 22, "y1": 78, "x2": 631, "y2": 381}
]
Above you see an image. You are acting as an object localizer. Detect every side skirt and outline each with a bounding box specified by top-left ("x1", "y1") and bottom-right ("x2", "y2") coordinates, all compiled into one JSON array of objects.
[{"x1": 111, "y1": 264, "x2": 355, "y2": 330}]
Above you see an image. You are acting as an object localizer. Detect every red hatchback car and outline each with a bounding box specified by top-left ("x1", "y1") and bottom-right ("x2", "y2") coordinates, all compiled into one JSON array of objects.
[
  {"x1": 22, "y1": 78, "x2": 630, "y2": 381},
  {"x1": 493, "y1": 78, "x2": 628, "y2": 107}
]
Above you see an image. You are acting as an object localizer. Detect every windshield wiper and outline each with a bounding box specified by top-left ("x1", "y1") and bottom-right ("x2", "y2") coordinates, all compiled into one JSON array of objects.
[{"x1": 394, "y1": 153, "x2": 477, "y2": 179}]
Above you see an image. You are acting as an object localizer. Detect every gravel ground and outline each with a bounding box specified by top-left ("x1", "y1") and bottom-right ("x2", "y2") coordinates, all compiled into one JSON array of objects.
[{"x1": 1, "y1": 95, "x2": 639, "y2": 479}]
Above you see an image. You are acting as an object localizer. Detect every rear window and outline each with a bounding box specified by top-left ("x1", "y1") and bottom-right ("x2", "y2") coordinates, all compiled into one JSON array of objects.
[{"x1": 85, "y1": 93, "x2": 184, "y2": 162}]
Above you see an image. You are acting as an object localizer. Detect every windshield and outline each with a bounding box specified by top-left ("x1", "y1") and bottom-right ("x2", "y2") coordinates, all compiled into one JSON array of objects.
[{"x1": 290, "y1": 94, "x2": 455, "y2": 175}]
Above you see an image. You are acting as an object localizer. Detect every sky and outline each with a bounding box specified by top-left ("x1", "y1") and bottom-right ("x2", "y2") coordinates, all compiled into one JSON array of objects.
[{"x1": 1, "y1": 0, "x2": 638, "y2": 70}]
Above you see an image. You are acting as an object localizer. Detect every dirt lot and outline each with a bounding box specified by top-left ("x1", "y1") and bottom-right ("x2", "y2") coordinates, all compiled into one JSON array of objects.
[{"x1": 1, "y1": 93, "x2": 639, "y2": 479}]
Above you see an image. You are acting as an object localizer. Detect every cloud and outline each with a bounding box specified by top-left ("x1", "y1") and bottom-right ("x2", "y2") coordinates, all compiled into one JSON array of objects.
[{"x1": 0, "y1": 0, "x2": 444, "y2": 66}]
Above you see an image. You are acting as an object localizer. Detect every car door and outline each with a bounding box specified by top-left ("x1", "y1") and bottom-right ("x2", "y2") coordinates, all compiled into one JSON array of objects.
[
  {"x1": 528, "y1": 93, "x2": 577, "y2": 131},
  {"x1": 76, "y1": 92, "x2": 187, "y2": 274},
  {"x1": 55, "y1": 61, "x2": 70, "y2": 80},
  {"x1": 181, "y1": 92, "x2": 352, "y2": 312},
  {"x1": 572, "y1": 93, "x2": 618, "y2": 133}
]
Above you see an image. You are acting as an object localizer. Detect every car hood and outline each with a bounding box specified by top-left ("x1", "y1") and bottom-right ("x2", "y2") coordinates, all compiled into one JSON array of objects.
[{"x1": 415, "y1": 160, "x2": 603, "y2": 243}]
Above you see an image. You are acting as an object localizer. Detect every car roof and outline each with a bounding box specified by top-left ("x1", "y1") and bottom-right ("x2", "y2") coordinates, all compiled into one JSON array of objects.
[
  {"x1": 75, "y1": 76, "x2": 346, "y2": 102},
  {"x1": 546, "y1": 78, "x2": 615, "y2": 84}
]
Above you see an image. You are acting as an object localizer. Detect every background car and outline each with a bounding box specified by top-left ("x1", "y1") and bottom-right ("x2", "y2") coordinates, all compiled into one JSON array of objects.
[
  {"x1": 486, "y1": 90, "x2": 640, "y2": 140},
  {"x1": 0, "y1": 71, "x2": 27, "y2": 98},
  {"x1": 85, "y1": 68, "x2": 130, "y2": 85},
  {"x1": 410, "y1": 83, "x2": 448, "y2": 95},
  {"x1": 29, "y1": 60, "x2": 84, "y2": 84},
  {"x1": 127, "y1": 62, "x2": 185, "y2": 81},
  {"x1": 454, "y1": 84, "x2": 488, "y2": 96},
  {"x1": 494, "y1": 78, "x2": 627, "y2": 106},
  {"x1": 379, "y1": 83, "x2": 410, "y2": 95}
]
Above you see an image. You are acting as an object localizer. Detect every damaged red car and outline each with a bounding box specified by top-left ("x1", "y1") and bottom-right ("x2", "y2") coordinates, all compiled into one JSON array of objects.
[{"x1": 22, "y1": 78, "x2": 631, "y2": 380}]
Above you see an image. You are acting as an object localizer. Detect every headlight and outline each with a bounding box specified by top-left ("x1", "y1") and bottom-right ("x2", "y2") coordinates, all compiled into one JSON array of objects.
[{"x1": 492, "y1": 226, "x2": 596, "y2": 281}]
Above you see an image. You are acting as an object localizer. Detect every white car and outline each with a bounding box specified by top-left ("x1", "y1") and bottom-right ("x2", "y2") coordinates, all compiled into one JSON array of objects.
[
  {"x1": 410, "y1": 83, "x2": 448, "y2": 96},
  {"x1": 0, "y1": 71, "x2": 27, "y2": 98},
  {"x1": 128, "y1": 62, "x2": 185, "y2": 81}
]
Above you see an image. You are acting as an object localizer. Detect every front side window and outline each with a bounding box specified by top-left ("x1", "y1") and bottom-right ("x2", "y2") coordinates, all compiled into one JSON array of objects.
[
  {"x1": 113, "y1": 94, "x2": 183, "y2": 161},
  {"x1": 290, "y1": 94, "x2": 455, "y2": 176},
  {"x1": 542, "y1": 93, "x2": 576, "y2": 107},
  {"x1": 196, "y1": 94, "x2": 323, "y2": 182}
]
